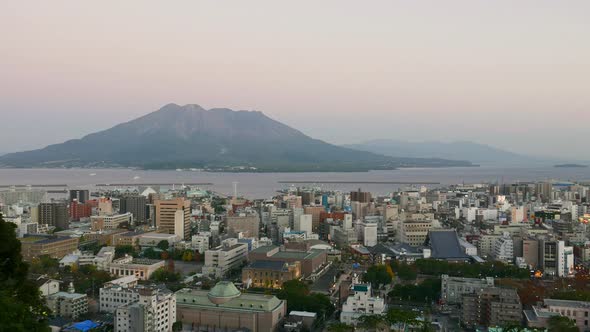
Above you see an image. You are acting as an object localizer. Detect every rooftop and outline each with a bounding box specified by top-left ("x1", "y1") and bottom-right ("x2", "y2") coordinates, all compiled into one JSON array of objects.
[
  {"x1": 176, "y1": 288, "x2": 283, "y2": 313},
  {"x1": 245, "y1": 260, "x2": 289, "y2": 271},
  {"x1": 545, "y1": 298, "x2": 590, "y2": 309}
]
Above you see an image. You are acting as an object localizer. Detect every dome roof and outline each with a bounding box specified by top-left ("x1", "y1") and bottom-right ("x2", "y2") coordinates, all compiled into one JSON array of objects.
[{"x1": 207, "y1": 281, "x2": 241, "y2": 305}]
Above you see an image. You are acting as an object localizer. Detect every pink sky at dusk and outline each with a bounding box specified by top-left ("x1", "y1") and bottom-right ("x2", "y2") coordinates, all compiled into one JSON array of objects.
[{"x1": 1, "y1": 0, "x2": 589, "y2": 159}]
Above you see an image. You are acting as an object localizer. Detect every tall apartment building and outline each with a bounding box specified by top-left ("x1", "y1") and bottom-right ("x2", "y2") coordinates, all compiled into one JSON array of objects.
[
  {"x1": 115, "y1": 288, "x2": 176, "y2": 332},
  {"x1": 99, "y1": 277, "x2": 141, "y2": 313},
  {"x1": 304, "y1": 206, "x2": 325, "y2": 233},
  {"x1": 119, "y1": 195, "x2": 147, "y2": 224},
  {"x1": 69, "y1": 189, "x2": 89, "y2": 203},
  {"x1": 202, "y1": 238, "x2": 248, "y2": 278},
  {"x1": 350, "y1": 189, "x2": 372, "y2": 203},
  {"x1": 155, "y1": 198, "x2": 191, "y2": 240},
  {"x1": 226, "y1": 212, "x2": 259, "y2": 238},
  {"x1": 38, "y1": 202, "x2": 69, "y2": 229},
  {"x1": 462, "y1": 287, "x2": 522, "y2": 329}
]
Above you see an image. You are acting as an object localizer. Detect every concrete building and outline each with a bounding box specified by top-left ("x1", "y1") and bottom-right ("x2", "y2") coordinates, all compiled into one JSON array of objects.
[
  {"x1": 242, "y1": 260, "x2": 301, "y2": 289},
  {"x1": 46, "y1": 288, "x2": 89, "y2": 320},
  {"x1": 119, "y1": 195, "x2": 147, "y2": 224},
  {"x1": 115, "y1": 288, "x2": 176, "y2": 332},
  {"x1": 137, "y1": 233, "x2": 180, "y2": 248},
  {"x1": 99, "y1": 279, "x2": 141, "y2": 313},
  {"x1": 0, "y1": 189, "x2": 46, "y2": 206},
  {"x1": 441, "y1": 274, "x2": 495, "y2": 304},
  {"x1": 525, "y1": 298, "x2": 590, "y2": 332},
  {"x1": 401, "y1": 219, "x2": 434, "y2": 246},
  {"x1": 304, "y1": 206, "x2": 325, "y2": 234},
  {"x1": 493, "y1": 232, "x2": 514, "y2": 263},
  {"x1": 109, "y1": 256, "x2": 165, "y2": 280},
  {"x1": 191, "y1": 233, "x2": 210, "y2": 253},
  {"x1": 91, "y1": 212, "x2": 132, "y2": 231},
  {"x1": 19, "y1": 235, "x2": 79, "y2": 261},
  {"x1": 69, "y1": 190, "x2": 89, "y2": 203},
  {"x1": 202, "y1": 238, "x2": 248, "y2": 278},
  {"x1": 155, "y1": 198, "x2": 191, "y2": 240},
  {"x1": 176, "y1": 281, "x2": 286, "y2": 332},
  {"x1": 248, "y1": 245, "x2": 327, "y2": 277},
  {"x1": 227, "y1": 212, "x2": 259, "y2": 238},
  {"x1": 294, "y1": 214, "x2": 313, "y2": 235},
  {"x1": 38, "y1": 202, "x2": 69, "y2": 229},
  {"x1": 340, "y1": 284, "x2": 386, "y2": 325},
  {"x1": 361, "y1": 221, "x2": 378, "y2": 247},
  {"x1": 462, "y1": 287, "x2": 522, "y2": 329}
]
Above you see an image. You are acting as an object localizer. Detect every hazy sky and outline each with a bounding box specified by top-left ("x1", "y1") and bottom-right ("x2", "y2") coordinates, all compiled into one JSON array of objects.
[{"x1": 1, "y1": 1, "x2": 589, "y2": 159}]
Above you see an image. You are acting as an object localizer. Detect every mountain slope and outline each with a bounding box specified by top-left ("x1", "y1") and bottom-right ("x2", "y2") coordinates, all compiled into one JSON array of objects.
[
  {"x1": 0, "y1": 104, "x2": 473, "y2": 171},
  {"x1": 345, "y1": 139, "x2": 536, "y2": 164}
]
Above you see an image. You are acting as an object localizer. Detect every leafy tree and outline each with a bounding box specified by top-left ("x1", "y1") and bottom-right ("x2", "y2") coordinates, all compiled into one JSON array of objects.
[
  {"x1": 276, "y1": 280, "x2": 335, "y2": 318},
  {"x1": 548, "y1": 316, "x2": 579, "y2": 332},
  {"x1": 156, "y1": 240, "x2": 170, "y2": 251},
  {"x1": 150, "y1": 267, "x2": 181, "y2": 283},
  {"x1": 386, "y1": 308, "x2": 419, "y2": 330},
  {"x1": 0, "y1": 214, "x2": 51, "y2": 331},
  {"x1": 115, "y1": 245, "x2": 137, "y2": 258},
  {"x1": 327, "y1": 322, "x2": 354, "y2": 332},
  {"x1": 364, "y1": 264, "x2": 392, "y2": 287},
  {"x1": 357, "y1": 314, "x2": 386, "y2": 331},
  {"x1": 389, "y1": 278, "x2": 440, "y2": 303},
  {"x1": 172, "y1": 321, "x2": 183, "y2": 332}
]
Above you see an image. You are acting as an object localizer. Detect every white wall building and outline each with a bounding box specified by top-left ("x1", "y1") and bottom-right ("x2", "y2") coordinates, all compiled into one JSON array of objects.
[
  {"x1": 340, "y1": 284, "x2": 386, "y2": 325},
  {"x1": 191, "y1": 232, "x2": 210, "y2": 253},
  {"x1": 115, "y1": 288, "x2": 176, "y2": 332},
  {"x1": 294, "y1": 214, "x2": 313, "y2": 235},
  {"x1": 202, "y1": 238, "x2": 248, "y2": 278}
]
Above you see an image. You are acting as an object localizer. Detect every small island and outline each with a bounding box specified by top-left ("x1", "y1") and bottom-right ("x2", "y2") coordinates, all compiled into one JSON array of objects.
[{"x1": 554, "y1": 164, "x2": 588, "y2": 168}]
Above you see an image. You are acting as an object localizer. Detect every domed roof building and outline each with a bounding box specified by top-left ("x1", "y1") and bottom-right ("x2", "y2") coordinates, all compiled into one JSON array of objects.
[{"x1": 207, "y1": 281, "x2": 241, "y2": 305}]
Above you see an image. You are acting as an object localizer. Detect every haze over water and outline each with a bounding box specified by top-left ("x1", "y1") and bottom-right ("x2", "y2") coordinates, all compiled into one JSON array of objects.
[{"x1": 1, "y1": 166, "x2": 589, "y2": 199}]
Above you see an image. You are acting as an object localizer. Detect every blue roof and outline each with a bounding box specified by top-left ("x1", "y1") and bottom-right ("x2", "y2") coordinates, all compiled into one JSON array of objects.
[{"x1": 71, "y1": 320, "x2": 99, "y2": 332}]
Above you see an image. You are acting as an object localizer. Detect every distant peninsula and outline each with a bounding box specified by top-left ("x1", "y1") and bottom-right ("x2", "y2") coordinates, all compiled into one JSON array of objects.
[{"x1": 554, "y1": 164, "x2": 588, "y2": 168}]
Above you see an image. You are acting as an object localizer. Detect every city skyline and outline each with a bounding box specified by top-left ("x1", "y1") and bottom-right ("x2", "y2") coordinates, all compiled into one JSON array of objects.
[{"x1": 1, "y1": 1, "x2": 589, "y2": 159}]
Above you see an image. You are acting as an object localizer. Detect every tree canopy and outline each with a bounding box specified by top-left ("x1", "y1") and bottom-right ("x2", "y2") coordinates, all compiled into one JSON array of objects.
[{"x1": 0, "y1": 214, "x2": 51, "y2": 331}]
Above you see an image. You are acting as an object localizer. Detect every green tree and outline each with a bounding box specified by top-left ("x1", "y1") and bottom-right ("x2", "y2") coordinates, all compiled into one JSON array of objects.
[
  {"x1": 327, "y1": 322, "x2": 354, "y2": 332},
  {"x1": 357, "y1": 314, "x2": 386, "y2": 331},
  {"x1": 156, "y1": 240, "x2": 169, "y2": 251},
  {"x1": 364, "y1": 264, "x2": 392, "y2": 287},
  {"x1": 548, "y1": 316, "x2": 579, "y2": 332},
  {"x1": 276, "y1": 280, "x2": 335, "y2": 318},
  {"x1": 115, "y1": 245, "x2": 136, "y2": 258},
  {"x1": 172, "y1": 321, "x2": 183, "y2": 332},
  {"x1": 150, "y1": 267, "x2": 181, "y2": 283},
  {"x1": 0, "y1": 214, "x2": 51, "y2": 331}
]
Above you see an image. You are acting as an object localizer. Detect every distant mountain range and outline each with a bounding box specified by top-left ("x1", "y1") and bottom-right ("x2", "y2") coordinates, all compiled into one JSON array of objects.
[
  {"x1": 345, "y1": 139, "x2": 548, "y2": 165},
  {"x1": 0, "y1": 104, "x2": 473, "y2": 171}
]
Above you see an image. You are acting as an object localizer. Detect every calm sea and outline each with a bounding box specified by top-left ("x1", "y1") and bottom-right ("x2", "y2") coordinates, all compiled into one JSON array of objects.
[{"x1": 0, "y1": 166, "x2": 589, "y2": 199}]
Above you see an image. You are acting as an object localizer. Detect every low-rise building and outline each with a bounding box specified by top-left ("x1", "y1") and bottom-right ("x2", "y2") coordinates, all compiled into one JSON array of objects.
[
  {"x1": 46, "y1": 288, "x2": 89, "y2": 320},
  {"x1": 242, "y1": 260, "x2": 301, "y2": 289},
  {"x1": 248, "y1": 245, "x2": 327, "y2": 277},
  {"x1": 340, "y1": 284, "x2": 386, "y2": 325},
  {"x1": 109, "y1": 256, "x2": 165, "y2": 280},
  {"x1": 176, "y1": 281, "x2": 286, "y2": 332},
  {"x1": 91, "y1": 212, "x2": 132, "y2": 231},
  {"x1": 202, "y1": 238, "x2": 248, "y2": 278},
  {"x1": 19, "y1": 235, "x2": 79, "y2": 261},
  {"x1": 525, "y1": 298, "x2": 590, "y2": 332},
  {"x1": 137, "y1": 232, "x2": 180, "y2": 247}
]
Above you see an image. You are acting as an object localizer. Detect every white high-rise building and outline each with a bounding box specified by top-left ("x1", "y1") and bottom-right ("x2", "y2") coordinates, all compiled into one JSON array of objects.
[
  {"x1": 493, "y1": 233, "x2": 514, "y2": 263},
  {"x1": 294, "y1": 214, "x2": 313, "y2": 235},
  {"x1": 191, "y1": 232, "x2": 210, "y2": 253}
]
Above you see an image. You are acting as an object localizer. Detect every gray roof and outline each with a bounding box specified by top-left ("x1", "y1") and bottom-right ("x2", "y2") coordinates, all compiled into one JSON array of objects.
[
  {"x1": 428, "y1": 229, "x2": 470, "y2": 260},
  {"x1": 245, "y1": 260, "x2": 289, "y2": 271}
]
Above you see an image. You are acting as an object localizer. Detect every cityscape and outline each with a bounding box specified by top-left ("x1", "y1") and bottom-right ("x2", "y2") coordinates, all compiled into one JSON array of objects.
[
  {"x1": 2, "y1": 179, "x2": 590, "y2": 331},
  {"x1": 2, "y1": 1, "x2": 590, "y2": 332}
]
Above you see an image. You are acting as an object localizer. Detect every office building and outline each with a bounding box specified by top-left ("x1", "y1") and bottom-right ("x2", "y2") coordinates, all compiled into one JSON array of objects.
[
  {"x1": 226, "y1": 212, "x2": 259, "y2": 238},
  {"x1": 119, "y1": 195, "x2": 147, "y2": 224},
  {"x1": 91, "y1": 212, "x2": 132, "y2": 231},
  {"x1": 19, "y1": 235, "x2": 79, "y2": 261},
  {"x1": 69, "y1": 189, "x2": 89, "y2": 203},
  {"x1": 155, "y1": 198, "x2": 191, "y2": 240},
  {"x1": 202, "y1": 238, "x2": 248, "y2": 278},
  {"x1": 462, "y1": 287, "x2": 522, "y2": 329},
  {"x1": 109, "y1": 256, "x2": 165, "y2": 280}
]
